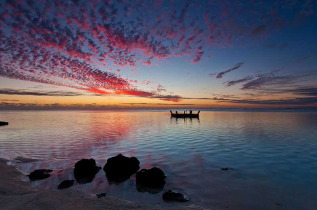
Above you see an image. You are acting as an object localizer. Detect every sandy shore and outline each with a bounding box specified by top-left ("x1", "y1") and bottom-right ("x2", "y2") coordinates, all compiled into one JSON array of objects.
[{"x1": 0, "y1": 159, "x2": 207, "y2": 210}]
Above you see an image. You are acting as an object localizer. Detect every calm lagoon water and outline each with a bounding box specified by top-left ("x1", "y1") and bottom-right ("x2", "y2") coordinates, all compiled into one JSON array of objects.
[{"x1": 0, "y1": 110, "x2": 317, "y2": 209}]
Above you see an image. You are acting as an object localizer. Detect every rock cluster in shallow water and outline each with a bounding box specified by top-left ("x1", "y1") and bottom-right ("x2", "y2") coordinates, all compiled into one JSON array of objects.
[{"x1": 26, "y1": 154, "x2": 193, "y2": 202}]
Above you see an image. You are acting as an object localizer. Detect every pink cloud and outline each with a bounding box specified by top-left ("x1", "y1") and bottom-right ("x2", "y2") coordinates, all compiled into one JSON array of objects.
[{"x1": 0, "y1": 0, "x2": 312, "y2": 102}]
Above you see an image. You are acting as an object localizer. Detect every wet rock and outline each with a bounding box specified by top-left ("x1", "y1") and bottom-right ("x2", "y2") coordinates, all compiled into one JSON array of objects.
[
  {"x1": 163, "y1": 190, "x2": 189, "y2": 202},
  {"x1": 221, "y1": 167, "x2": 233, "y2": 171},
  {"x1": 103, "y1": 154, "x2": 140, "y2": 183},
  {"x1": 136, "y1": 167, "x2": 166, "y2": 193},
  {"x1": 58, "y1": 180, "x2": 75, "y2": 189},
  {"x1": 96, "y1": 193, "x2": 106, "y2": 198},
  {"x1": 0, "y1": 121, "x2": 8, "y2": 126},
  {"x1": 28, "y1": 169, "x2": 53, "y2": 181},
  {"x1": 74, "y1": 158, "x2": 101, "y2": 184}
]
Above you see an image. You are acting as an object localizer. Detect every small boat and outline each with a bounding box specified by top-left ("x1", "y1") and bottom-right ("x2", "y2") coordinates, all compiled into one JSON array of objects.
[
  {"x1": 0, "y1": 121, "x2": 9, "y2": 126},
  {"x1": 170, "y1": 110, "x2": 200, "y2": 118}
]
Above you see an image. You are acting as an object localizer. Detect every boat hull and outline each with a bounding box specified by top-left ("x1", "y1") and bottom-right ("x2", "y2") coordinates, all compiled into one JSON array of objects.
[{"x1": 170, "y1": 114, "x2": 199, "y2": 118}]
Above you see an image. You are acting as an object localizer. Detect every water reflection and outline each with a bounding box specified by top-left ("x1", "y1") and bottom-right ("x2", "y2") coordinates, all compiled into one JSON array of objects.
[
  {"x1": 169, "y1": 116, "x2": 200, "y2": 125},
  {"x1": 0, "y1": 111, "x2": 317, "y2": 209}
]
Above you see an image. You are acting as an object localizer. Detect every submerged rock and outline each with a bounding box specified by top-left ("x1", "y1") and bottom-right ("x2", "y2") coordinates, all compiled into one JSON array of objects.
[
  {"x1": 74, "y1": 159, "x2": 101, "y2": 184},
  {"x1": 28, "y1": 169, "x2": 53, "y2": 181},
  {"x1": 0, "y1": 121, "x2": 9, "y2": 126},
  {"x1": 162, "y1": 190, "x2": 189, "y2": 202},
  {"x1": 96, "y1": 193, "x2": 106, "y2": 198},
  {"x1": 136, "y1": 167, "x2": 166, "y2": 193},
  {"x1": 58, "y1": 180, "x2": 75, "y2": 189},
  {"x1": 103, "y1": 154, "x2": 140, "y2": 183},
  {"x1": 221, "y1": 167, "x2": 233, "y2": 171}
]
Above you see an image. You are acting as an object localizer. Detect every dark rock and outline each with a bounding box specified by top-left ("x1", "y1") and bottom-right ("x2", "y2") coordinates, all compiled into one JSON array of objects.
[
  {"x1": 28, "y1": 169, "x2": 53, "y2": 181},
  {"x1": 74, "y1": 159, "x2": 101, "y2": 184},
  {"x1": 58, "y1": 180, "x2": 75, "y2": 189},
  {"x1": 0, "y1": 121, "x2": 9, "y2": 126},
  {"x1": 221, "y1": 167, "x2": 233, "y2": 171},
  {"x1": 96, "y1": 193, "x2": 106, "y2": 198},
  {"x1": 163, "y1": 190, "x2": 189, "y2": 202},
  {"x1": 103, "y1": 154, "x2": 140, "y2": 183},
  {"x1": 136, "y1": 167, "x2": 166, "y2": 193}
]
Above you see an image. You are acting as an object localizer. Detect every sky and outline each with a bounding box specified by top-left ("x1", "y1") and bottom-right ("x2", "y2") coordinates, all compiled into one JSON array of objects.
[{"x1": 0, "y1": 0, "x2": 317, "y2": 110}]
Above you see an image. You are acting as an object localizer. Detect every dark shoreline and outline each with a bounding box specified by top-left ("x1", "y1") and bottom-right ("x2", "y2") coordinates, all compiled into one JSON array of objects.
[{"x1": 0, "y1": 159, "x2": 206, "y2": 210}]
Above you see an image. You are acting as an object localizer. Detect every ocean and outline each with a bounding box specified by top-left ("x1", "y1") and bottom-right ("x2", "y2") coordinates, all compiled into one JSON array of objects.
[{"x1": 0, "y1": 110, "x2": 316, "y2": 209}]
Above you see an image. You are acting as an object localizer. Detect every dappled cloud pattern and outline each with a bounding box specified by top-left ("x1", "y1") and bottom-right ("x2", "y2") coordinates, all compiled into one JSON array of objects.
[{"x1": 0, "y1": 0, "x2": 316, "y2": 102}]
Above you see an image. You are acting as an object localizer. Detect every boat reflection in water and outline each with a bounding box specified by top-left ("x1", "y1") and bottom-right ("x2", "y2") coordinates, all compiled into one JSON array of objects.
[{"x1": 170, "y1": 110, "x2": 200, "y2": 119}]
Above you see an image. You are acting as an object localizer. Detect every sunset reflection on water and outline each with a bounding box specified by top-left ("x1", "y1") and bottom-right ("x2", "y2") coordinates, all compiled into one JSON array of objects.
[{"x1": 0, "y1": 110, "x2": 317, "y2": 209}]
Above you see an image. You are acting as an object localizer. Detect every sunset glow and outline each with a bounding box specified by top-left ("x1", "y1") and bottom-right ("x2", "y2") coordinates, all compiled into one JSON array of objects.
[{"x1": 0, "y1": 0, "x2": 316, "y2": 109}]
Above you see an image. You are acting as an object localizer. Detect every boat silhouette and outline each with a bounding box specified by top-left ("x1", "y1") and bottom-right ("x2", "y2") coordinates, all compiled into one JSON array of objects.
[{"x1": 170, "y1": 110, "x2": 200, "y2": 118}]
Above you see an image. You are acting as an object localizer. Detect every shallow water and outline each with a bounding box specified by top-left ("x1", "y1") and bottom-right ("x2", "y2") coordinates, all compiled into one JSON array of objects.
[{"x1": 0, "y1": 110, "x2": 317, "y2": 209}]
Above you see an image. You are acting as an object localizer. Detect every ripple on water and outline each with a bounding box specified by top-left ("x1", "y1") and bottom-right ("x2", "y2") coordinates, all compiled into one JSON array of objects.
[{"x1": 0, "y1": 111, "x2": 317, "y2": 209}]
